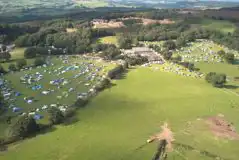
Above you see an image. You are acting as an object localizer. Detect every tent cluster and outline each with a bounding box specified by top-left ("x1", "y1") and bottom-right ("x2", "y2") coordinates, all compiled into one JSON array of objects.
[
  {"x1": 0, "y1": 55, "x2": 107, "y2": 121},
  {"x1": 153, "y1": 62, "x2": 204, "y2": 78},
  {"x1": 175, "y1": 40, "x2": 239, "y2": 63}
]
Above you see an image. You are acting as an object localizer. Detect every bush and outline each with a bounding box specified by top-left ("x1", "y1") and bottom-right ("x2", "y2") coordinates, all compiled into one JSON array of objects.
[
  {"x1": 16, "y1": 59, "x2": 27, "y2": 69},
  {"x1": 217, "y1": 50, "x2": 225, "y2": 57},
  {"x1": 47, "y1": 107, "x2": 64, "y2": 125},
  {"x1": 24, "y1": 47, "x2": 37, "y2": 58},
  {"x1": 163, "y1": 40, "x2": 176, "y2": 50},
  {"x1": 95, "y1": 78, "x2": 111, "y2": 92},
  {"x1": 74, "y1": 98, "x2": 88, "y2": 108},
  {"x1": 224, "y1": 53, "x2": 235, "y2": 64},
  {"x1": 171, "y1": 55, "x2": 182, "y2": 63},
  {"x1": 108, "y1": 65, "x2": 124, "y2": 79},
  {"x1": 162, "y1": 50, "x2": 173, "y2": 60},
  {"x1": 6, "y1": 115, "x2": 39, "y2": 139},
  {"x1": 125, "y1": 55, "x2": 148, "y2": 66},
  {"x1": 101, "y1": 45, "x2": 121, "y2": 60},
  {"x1": 8, "y1": 64, "x2": 17, "y2": 71},
  {"x1": 34, "y1": 58, "x2": 45, "y2": 66},
  {"x1": 0, "y1": 65, "x2": 6, "y2": 74},
  {"x1": 205, "y1": 72, "x2": 226, "y2": 88},
  {"x1": 63, "y1": 107, "x2": 76, "y2": 118},
  {"x1": 179, "y1": 62, "x2": 195, "y2": 71}
]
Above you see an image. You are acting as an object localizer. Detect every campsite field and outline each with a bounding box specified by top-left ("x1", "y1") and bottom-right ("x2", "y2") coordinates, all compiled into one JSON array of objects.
[
  {"x1": 1, "y1": 66, "x2": 239, "y2": 160},
  {"x1": 0, "y1": 56, "x2": 114, "y2": 138}
]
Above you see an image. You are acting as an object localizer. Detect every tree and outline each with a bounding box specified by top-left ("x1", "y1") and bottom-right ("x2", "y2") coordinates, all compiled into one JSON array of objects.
[
  {"x1": 1, "y1": 45, "x2": 6, "y2": 52},
  {"x1": 101, "y1": 45, "x2": 121, "y2": 60},
  {"x1": 16, "y1": 59, "x2": 27, "y2": 69},
  {"x1": 217, "y1": 50, "x2": 225, "y2": 57},
  {"x1": 0, "y1": 51, "x2": 11, "y2": 62},
  {"x1": 74, "y1": 98, "x2": 88, "y2": 108},
  {"x1": 205, "y1": 72, "x2": 226, "y2": 88},
  {"x1": 34, "y1": 58, "x2": 45, "y2": 66},
  {"x1": 224, "y1": 53, "x2": 235, "y2": 64},
  {"x1": 7, "y1": 115, "x2": 39, "y2": 139},
  {"x1": 118, "y1": 35, "x2": 133, "y2": 49},
  {"x1": 163, "y1": 40, "x2": 176, "y2": 50},
  {"x1": 47, "y1": 107, "x2": 64, "y2": 125},
  {"x1": 162, "y1": 50, "x2": 173, "y2": 60},
  {"x1": 24, "y1": 47, "x2": 37, "y2": 58},
  {"x1": 8, "y1": 64, "x2": 17, "y2": 71}
]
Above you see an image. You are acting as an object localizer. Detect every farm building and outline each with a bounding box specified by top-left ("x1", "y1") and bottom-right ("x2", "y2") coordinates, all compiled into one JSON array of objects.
[{"x1": 121, "y1": 47, "x2": 164, "y2": 62}]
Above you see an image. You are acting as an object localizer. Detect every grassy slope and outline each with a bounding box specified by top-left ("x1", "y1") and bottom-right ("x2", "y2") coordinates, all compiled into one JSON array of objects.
[{"x1": 1, "y1": 67, "x2": 239, "y2": 160}]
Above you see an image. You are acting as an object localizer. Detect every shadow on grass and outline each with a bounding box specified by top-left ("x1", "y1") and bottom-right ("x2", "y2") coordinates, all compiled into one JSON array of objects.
[
  {"x1": 224, "y1": 85, "x2": 239, "y2": 90},
  {"x1": 232, "y1": 59, "x2": 239, "y2": 65},
  {"x1": 174, "y1": 142, "x2": 231, "y2": 160},
  {"x1": 62, "y1": 116, "x2": 80, "y2": 126},
  {"x1": 113, "y1": 68, "x2": 132, "y2": 80},
  {"x1": 37, "y1": 124, "x2": 57, "y2": 136}
]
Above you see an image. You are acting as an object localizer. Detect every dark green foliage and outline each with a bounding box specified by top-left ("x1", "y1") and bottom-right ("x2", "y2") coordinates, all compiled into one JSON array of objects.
[
  {"x1": 8, "y1": 64, "x2": 17, "y2": 71},
  {"x1": 162, "y1": 50, "x2": 173, "y2": 60},
  {"x1": 0, "y1": 65, "x2": 6, "y2": 74},
  {"x1": 224, "y1": 53, "x2": 235, "y2": 63},
  {"x1": 163, "y1": 40, "x2": 176, "y2": 50},
  {"x1": 179, "y1": 62, "x2": 195, "y2": 71},
  {"x1": 217, "y1": 50, "x2": 226, "y2": 57},
  {"x1": 24, "y1": 47, "x2": 37, "y2": 58},
  {"x1": 7, "y1": 115, "x2": 39, "y2": 139},
  {"x1": 47, "y1": 107, "x2": 64, "y2": 125},
  {"x1": 63, "y1": 108, "x2": 76, "y2": 119},
  {"x1": 122, "y1": 19, "x2": 142, "y2": 26},
  {"x1": 16, "y1": 59, "x2": 27, "y2": 69},
  {"x1": 34, "y1": 58, "x2": 45, "y2": 66},
  {"x1": 1, "y1": 45, "x2": 7, "y2": 52},
  {"x1": 108, "y1": 65, "x2": 124, "y2": 79},
  {"x1": 171, "y1": 55, "x2": 182, "y2": 63},
  {"x1": 74, "y1": 98, "x2": 89, "y2": 108},
  {"x1": 0, "y1": 51, "x2": 11, "y2": 62},
  {"x1": 95, "y1": 78, "x2": 111, "y2": 92},
  {"x1": 205, "y1": 72, "x2": 227, "y2": 88},
  {"x1": 0, "y1": 24, "x2": 39, "y2": 44},
  {"x1": 118, "y1": 34, "x2": 133, "y2": 49},
  {"x1": 125, "y1": 55, "x2": 149, "y2": 66},
  {"x1": 101, "y1": 45, "x2": 121, "y2": 60}
]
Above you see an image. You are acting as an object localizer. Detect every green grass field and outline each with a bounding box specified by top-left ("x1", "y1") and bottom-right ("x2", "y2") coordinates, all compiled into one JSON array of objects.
[
  {"x1": 76, "y1": 0, "x2": 108, "y2": 8},
  {"x1": 1, "y1": 66, "x2": 239, "y2": 160},
  {"x1": 187, "y1": 18, "x2": 237, "y2": 33},
  {"x1": 98, "y1": 36, "x2": 118, "y2": 46}
]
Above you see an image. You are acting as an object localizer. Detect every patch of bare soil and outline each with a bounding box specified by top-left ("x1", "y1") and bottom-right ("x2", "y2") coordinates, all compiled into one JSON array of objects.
[{"x1": 206, "y1": 116, "x2": 239, "y2": 140}]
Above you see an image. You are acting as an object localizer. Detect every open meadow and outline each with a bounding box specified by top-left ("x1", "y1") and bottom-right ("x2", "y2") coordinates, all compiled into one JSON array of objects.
[
  {"x1": 185, "y1": 18, "x2": 237, "y2": 33},
  {"x1": 0, "y1": 66, "x2": 239, "y2": 160},
  {"x1": 98, "y1": 36, "x2": 118, "y2": 46}
]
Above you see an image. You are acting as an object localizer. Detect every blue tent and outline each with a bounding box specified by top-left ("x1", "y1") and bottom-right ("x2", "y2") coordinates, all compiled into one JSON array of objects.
[
  {"x1": 15, "y1": 92, "x2": 21, "y2": 96},
  {"x1": 33, "y1": 114, "x2": 43, "y2": 120},
  {"x1": 13, "y1": 107, "x2": 21, "y2": 112}
]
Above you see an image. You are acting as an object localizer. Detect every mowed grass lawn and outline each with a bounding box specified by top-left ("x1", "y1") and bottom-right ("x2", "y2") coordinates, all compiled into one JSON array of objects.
[
  {"x1": 98, "y1": 36, "x2": 118, "y2": 46},
  {"x1": 1, "y1": 67, "x2": 239, "y2": 160},
  {"x1": 75, "y1": 0, "x2": 108, "y2": 8}
]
